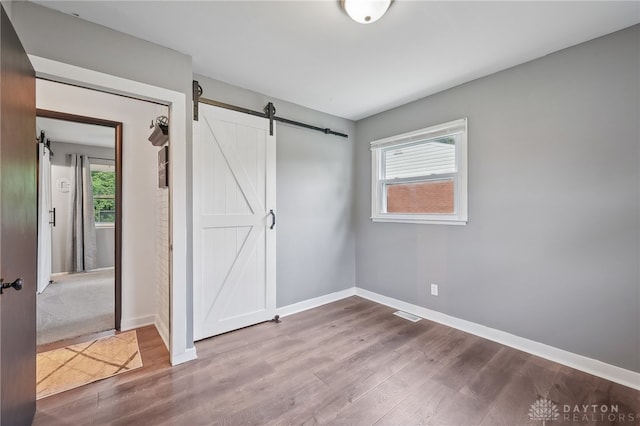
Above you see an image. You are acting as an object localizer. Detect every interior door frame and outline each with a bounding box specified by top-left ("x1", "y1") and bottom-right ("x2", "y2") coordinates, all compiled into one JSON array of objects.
[
  {"x1": 36, "y1": 108, "x2": 123, "y2": 331},
  {"x1": 29, "y1": 54, "x2": 195, "y2": 365}
]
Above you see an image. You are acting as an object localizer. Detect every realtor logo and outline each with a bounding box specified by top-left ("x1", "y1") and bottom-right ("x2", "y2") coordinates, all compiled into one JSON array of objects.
[{"x1": 529, "y1": 397, "x2": 560, "y2": 425}]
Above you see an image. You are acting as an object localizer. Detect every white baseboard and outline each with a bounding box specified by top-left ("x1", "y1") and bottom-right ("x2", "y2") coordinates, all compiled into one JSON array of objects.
[
  {"x1": 355, "y1": 288, "x2": 640, "y2": 391},
  {"x1": 121, "y1": 314, "x2": 167, "y2": 348},
  {"x1": 120, "y1": 315, "x2": 155, "y2": 331},
  {"x1": 276, "y1": 287, "x2": 356, "y2": 318},
  {"x1": 50, "y1": 267, "x2": 114, "y2": 277},
  {"x1": 154, "y1": 317, "x2": 170, "y2": 352},
  {"x1": 123, "y1": 314, "x2": 190, "y2": 365},
  {"x1": 171, "y1": 346, "x2": 197, "y2": 366}
]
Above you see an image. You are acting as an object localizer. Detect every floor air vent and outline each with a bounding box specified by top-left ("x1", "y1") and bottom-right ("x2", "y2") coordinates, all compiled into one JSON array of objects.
[{"x1": 393, "y1": 311, "x2": 422, "y2": 322}]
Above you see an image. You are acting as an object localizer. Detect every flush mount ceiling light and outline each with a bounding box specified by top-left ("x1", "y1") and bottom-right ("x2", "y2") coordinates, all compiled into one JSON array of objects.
[{"x1": 341, "y1": 0, "x2": 393, "y2": 24}]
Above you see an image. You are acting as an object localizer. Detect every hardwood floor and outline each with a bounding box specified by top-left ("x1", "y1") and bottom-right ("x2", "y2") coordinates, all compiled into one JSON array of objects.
[{"x1": 33, "y1": 297, "x2": 640, "y2": 425}]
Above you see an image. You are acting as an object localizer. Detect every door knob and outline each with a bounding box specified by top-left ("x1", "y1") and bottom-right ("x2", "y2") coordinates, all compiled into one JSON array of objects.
[{"x1": 0, "y1": 278, "x2": 23, "y2": 294}]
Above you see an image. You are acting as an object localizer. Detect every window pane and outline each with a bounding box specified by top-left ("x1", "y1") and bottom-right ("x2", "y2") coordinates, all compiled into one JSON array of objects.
[
  {"x1": 384, "y1": 137, "x2": 455, "y2": 179},
  {"x1": 386, "y1": 179, "x2": 454, "y2": 214},
  {"x1": 91, "y1": 170, "x2": 116, "y2": 223}
]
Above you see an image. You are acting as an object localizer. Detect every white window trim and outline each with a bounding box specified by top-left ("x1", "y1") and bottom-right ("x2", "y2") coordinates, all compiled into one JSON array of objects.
[
  {"x1": 95, "y1": 222, "x2": 115, "y2": 229},
  {"x1": 370, "y1": 118, "x2": 468, "y2": 225}
]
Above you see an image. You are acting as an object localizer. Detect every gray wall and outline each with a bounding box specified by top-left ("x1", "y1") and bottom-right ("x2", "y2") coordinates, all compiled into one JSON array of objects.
[
  {"x1": 1, "y1": 1, "x2": 11, "y2": 19},
  {"x1": 11, "y1": 1, "x2": 638, "y2": 372},
  {"x1": 196, "y1": 75, "x2": 357, "y2": 307},
  {"x1": 11, "y1": 0, "x2": 355, "y2": 339},
  {"x1": 12, "y1": 1, "x2": 191, "y2": 95},
  {"x1": 355, "y1": 25, "x2": 640, "y2": 372},
  {"x1": 48, "y1": 141, "x2": 115, "y2": 274},
  {"x1": 11, "y1": 1, "x2": 196, "y2": 344}
]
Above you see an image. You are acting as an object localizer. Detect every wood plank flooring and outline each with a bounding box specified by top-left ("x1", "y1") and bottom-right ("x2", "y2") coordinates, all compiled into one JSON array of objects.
[{"x1": 33, "y1": 297, "x2": 640, "y2": 425}]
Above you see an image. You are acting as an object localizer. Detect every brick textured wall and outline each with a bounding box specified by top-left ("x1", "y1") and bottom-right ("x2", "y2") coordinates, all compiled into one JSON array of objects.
[
  {"x1": 386, "y1": 180, "x2": 454, "y2": 214},
  {"x1": 156, "y1": 184, "x2": 170, "y2": 343}
]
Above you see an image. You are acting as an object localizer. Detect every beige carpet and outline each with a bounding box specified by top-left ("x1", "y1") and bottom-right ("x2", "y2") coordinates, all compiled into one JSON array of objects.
[
  {"x1": 36, "y1": 331, "x2": 142, "y2": 399},
  {"x1": 37, "y1": 269, "x2": 115, "y2": 345}
]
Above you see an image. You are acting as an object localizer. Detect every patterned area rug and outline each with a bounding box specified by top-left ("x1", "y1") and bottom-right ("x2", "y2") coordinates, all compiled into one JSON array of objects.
[{"x1": 36, "y1": 331, "x2": 143, "y2": 399}]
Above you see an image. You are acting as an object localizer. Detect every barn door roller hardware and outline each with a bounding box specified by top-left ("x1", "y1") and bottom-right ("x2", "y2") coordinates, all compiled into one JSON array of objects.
[
  {"x1": 37, "y1": 130, "x2": 54, "y2": 156},
  {"x1": 192, "y1": 80, "x2": 348, "y2": 139}
]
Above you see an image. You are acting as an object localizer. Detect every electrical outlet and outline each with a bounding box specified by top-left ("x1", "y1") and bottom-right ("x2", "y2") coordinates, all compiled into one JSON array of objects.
[{"x1": 430, "y1": 283, "x2": 439, "y2": 296}]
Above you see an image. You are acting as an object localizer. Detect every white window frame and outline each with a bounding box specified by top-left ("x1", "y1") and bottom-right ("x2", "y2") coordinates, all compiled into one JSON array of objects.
[{"x1": 370, "y1": 118, "x2": 468, "y2": 225}]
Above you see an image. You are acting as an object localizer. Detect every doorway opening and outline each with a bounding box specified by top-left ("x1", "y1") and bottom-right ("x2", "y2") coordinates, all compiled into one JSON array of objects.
[
  {"x1": 36, "y1": 109, "x2": 123, "y2": 347},
  {"x1": 35, "y1": 76, "x2": 172, "y2": 352},
  {"x1": 33, "y1": 77, "x2": 175, "y2": 398},
  {"x1": 31, "y1": 54, "x2": 193, "y2": 366}
]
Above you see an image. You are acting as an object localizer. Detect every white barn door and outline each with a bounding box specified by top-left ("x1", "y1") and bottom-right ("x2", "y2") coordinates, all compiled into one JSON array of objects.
[{"x1": 193, "y1": 104, "x2": 276, "y2": 341}]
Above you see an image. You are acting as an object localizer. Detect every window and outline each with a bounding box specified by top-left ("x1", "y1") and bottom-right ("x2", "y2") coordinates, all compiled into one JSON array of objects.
[
  {"x1": 370, "y1": 118, "x2": 467, "y2": 225},
  {"x1": 91, "y1": 162, "x2": 116, "y2": 225}
]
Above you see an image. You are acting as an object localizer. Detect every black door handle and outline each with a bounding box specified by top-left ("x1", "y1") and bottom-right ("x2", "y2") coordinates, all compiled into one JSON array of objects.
[
  {"x1": 269, "y1": 209, "x2": 276, "y2": 230},
  {"x1": 0, "y1": 278, "x2": 23, "y2": 294}
]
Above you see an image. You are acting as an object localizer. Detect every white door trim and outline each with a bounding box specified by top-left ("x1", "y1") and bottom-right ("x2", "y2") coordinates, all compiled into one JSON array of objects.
[{"x1": 29, "y1": 55, "x2": 196, "y2": 365}]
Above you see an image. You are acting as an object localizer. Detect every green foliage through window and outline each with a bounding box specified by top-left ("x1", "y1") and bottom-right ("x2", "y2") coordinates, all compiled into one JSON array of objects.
[{"x1": 92, "y1": 170, "x2": 115, "y2": 223}]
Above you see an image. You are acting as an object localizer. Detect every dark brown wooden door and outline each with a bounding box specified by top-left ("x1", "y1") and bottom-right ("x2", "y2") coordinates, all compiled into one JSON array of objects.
[{"x1": 0, "y1": 5, "x2": 37, "y2": 426}]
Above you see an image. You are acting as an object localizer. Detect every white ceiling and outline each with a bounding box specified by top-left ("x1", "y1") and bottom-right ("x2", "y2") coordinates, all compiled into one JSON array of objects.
[
  {"x1": 33, "y1": 1, "x2": 640, "y2": 121},
  {"x1": 36, "y1": 116, "x2": 115, "y2": 149}
]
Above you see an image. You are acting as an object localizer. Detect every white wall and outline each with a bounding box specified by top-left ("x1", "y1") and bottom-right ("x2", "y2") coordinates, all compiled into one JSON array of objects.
[
  {"x1": 47, "y1": 141, "x2": 115, "y2": 273},
  {"x1": 37, "y1": 79, "x2": 170, "y2": 331}
]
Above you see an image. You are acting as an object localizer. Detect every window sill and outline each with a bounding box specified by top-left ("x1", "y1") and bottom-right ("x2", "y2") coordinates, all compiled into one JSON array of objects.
[
  {"x1": 95, "y1": 223, "x2": 115, "y2": 229},
  {"x1": 371, "y1": 216, "x2": 467, "y2": 226}
]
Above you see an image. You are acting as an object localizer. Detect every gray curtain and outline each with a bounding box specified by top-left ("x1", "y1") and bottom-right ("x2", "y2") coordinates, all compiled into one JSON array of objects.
[{"x1": 68, "y1": 154, "x2": 97, "y2": 272}]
